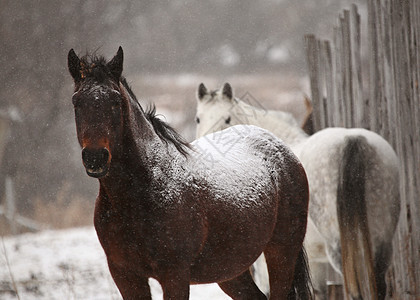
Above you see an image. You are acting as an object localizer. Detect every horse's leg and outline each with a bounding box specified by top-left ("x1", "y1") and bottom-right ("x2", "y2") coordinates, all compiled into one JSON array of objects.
[
  {"x1": 218, "y1": 269, "x2": 267, "y2": 300},
  {"x1": 159, "y1": 269, "x2": 190, "y2": 300},
  {"x1": 108, "y1": 262, "x2": 151, "y2": 299},
  {"x1": 161, "y1": 281, "x2": 189, "y2": 300},
  {"x1": 264, "y1": 243, "x2": 300, "y2": 299},
  {"x1": 250, "y1": 254, "x2": 270, "y2": 296},
  {"x1": 325, "y1": 242, "x2": 343, "y2": 275}
]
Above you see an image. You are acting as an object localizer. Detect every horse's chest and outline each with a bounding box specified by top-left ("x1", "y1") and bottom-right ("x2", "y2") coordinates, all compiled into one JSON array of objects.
[{"x1": 95, "y1": 207, "x2": 157, "y2": 273}]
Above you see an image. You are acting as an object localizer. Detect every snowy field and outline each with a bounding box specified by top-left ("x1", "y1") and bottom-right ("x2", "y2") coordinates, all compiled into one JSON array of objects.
[{"x1": 0, "y1": 227, "x2": 231, "y2": 299}]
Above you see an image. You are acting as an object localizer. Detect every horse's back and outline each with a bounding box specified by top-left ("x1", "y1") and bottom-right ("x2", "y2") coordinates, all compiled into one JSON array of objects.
[
  {"x1": 191, "y1": 125, "x2": 304, "y2": 216},
  {"x1": 192, "y1": 124, "x2": 300, "y2": 173}
]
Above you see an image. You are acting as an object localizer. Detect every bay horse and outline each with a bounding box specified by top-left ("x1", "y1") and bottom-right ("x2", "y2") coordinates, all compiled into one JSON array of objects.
[
  {"x1": 195, "y1": 83, "x2": 401, "y2": 300},
  {"x1": 67, "y1": 48, "x2": 313, "y2": 299}
]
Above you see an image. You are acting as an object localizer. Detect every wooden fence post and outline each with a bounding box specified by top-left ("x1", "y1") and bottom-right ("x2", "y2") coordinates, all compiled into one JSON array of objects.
[
  {"x1": 305, "y1": 0, "x2": 420, "y2": 298},
  {"x1": 304, "y1": 34, "x2": 323, "y2": 132},
  {"x1": 5, "y1": 177, "x2": 17, "y2": 235}
]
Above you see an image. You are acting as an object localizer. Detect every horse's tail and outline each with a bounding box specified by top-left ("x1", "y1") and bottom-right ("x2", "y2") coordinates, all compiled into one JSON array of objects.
[
  {"x1": 289, "y1": 246, "x2": 313, "y2": 299},
  {"x1": 337, "y1": 136, "x2": 377, "y2": 299}
]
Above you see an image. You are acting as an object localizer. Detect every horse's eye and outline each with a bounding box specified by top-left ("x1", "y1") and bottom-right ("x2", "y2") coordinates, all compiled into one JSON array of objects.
[
  {"x1": 195, "y1": 116, "x2": 200, "y2": 124},
  {"x1": 225, "y1": 116, "x2": 231, "y2": 124}
]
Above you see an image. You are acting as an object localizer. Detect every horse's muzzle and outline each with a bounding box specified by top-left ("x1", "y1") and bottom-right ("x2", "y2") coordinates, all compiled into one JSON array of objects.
[{"x1": 82, "y1": 147, "x2": 110, "y2": 178}]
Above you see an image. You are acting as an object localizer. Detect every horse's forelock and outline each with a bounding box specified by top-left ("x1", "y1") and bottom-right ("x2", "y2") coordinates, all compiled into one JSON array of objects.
[
  {"x1": 210, "y1": 90, "x2": 218, "y2": 98},
  {"x1": 78, "y1": 54, "x2": 112, "y2": 83}
]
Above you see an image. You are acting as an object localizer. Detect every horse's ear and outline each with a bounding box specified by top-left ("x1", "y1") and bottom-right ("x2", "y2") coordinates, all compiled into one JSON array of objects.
[
  {"x1": 68, "y1": 49, "x2": 81, "y2": 82},
  {"x1": 222, "y1": 82, "x2": 233, "y2": 100},
  {"x1": 197, "y1": 83, "x2": 208, "y2": 100},
  {"x1": 107, "y1": 46, "x2": 124, "y2": 82}
]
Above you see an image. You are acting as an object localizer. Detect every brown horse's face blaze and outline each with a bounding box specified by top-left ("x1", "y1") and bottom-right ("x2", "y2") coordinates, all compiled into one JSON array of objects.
[{"x1": 72, "y1": 86, "x2": 123, "y2": 178}]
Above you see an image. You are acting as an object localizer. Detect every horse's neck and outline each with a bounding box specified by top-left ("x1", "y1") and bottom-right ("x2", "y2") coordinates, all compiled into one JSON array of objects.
[
  {"x1": 108, "y1": 96, "x2": 186, "y2": 191},
  {"x1": 101, "y1": 97, "x2": 159, "y2": 181},
  {"x1": 235, "y1": 100, "x2": 308, "y2": 146}
]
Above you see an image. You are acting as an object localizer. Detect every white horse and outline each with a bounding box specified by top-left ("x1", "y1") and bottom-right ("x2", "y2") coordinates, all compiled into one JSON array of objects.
[{"x1": 195, "y1": 83, "x2": 400, "y2": 300}]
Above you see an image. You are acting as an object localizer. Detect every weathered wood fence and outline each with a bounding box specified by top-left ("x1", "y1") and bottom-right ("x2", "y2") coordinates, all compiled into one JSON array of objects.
[{"x1": 304, "y1": 0, "x2": 419, "y2": 299}]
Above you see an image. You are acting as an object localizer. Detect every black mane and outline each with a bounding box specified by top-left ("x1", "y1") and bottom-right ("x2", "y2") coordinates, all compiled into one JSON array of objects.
[
  {"x1": 145, "y1": 105, "x2": 191, "y2": 157},
  {"x1": 120, "y1": 78, "x2": 191, "y2": 157}
]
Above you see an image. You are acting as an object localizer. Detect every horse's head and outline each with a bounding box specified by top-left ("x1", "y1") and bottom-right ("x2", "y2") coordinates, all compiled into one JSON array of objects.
[
  {"x1": 195, "y1": 82, "x2": 238, "y2": 138},
  {"x1": 68, "y1": 47, "x2": 126, "y2": 178}
]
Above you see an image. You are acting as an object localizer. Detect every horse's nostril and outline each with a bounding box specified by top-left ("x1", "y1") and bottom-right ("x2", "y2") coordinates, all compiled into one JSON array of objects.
[
  {"x1": 82, "y1": 148, "x2": 110, "y2": 170},
  {"x1": 99, "y1": 148, "x2": 110, "y2": 163}
]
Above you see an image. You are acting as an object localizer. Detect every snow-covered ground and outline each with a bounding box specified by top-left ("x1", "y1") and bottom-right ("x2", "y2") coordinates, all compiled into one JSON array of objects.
[{"x1": 0, "y1": 227, "x2": 231, "y2": 299}]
